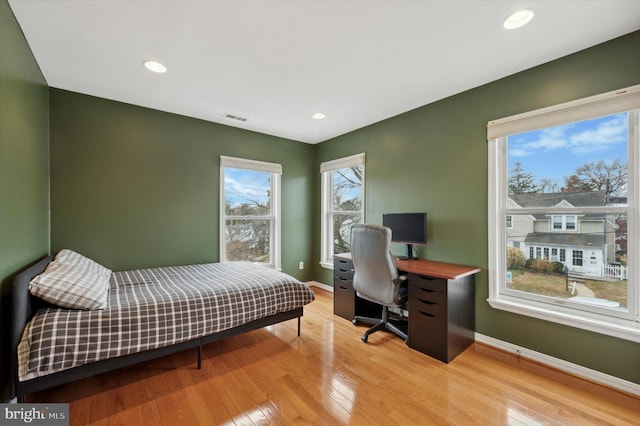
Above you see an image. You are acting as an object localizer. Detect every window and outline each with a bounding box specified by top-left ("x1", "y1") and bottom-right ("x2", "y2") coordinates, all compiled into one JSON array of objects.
[
  {"x1": 488, "y1": 85, "x2": 640, "y2": 342},
  {"x1": 572, "y1": 250, "x2": 583, "y2": 267},
  {"x1": 320, "y1": 153, "x2": 365, "y2": 268},
  {"x1": 552, "y1": 215, "x2": 577, "y2": 231},
  {"x1": 220, "y1": 156, "x2": 281, "y2": 269}
]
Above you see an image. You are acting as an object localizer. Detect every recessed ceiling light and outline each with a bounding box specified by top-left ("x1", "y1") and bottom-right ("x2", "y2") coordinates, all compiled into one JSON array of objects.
[
  {"x1": 312, "y1": 113, "x2": 326, "y2": 120},
  {"x1": 503, "y1": 9, "x2": 534, "y2": 29},
  {"x1": 143, "y1": 60, "x2": 167, "y2": 73}
]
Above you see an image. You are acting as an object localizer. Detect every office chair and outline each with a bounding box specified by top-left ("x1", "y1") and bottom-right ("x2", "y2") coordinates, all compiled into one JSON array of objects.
[{"x1": 350, "y1": 223, "x2": 408, "y2": 343}]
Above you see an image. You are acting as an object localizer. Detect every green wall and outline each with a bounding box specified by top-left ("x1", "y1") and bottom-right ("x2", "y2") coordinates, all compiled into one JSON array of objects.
[
  {"x1": 0, "y1": 0, "x2": 49, "y2": 401},
  {"x1": 49, "y1": 90, "x2": 315, "y2": 278},
  {"x1": 314, "y1": 31, "x2": 640, "y2": 384}
]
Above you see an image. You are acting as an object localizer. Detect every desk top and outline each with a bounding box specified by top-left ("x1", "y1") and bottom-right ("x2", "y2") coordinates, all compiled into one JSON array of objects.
[
  {"x1": 335, "y1": 253, "x2": 480, "y2": 281},
  {"x1": 395, "y1": 258, "x2": 481, "y2": 280}
]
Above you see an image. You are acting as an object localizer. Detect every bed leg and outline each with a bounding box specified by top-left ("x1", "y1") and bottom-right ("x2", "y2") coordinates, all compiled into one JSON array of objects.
[
  {"x1": 197, "y1": 344, "x2": 202, "y2": 370},
  {"x1": 297, "y1": 316, "x2": 301, "y2": 337},
  {"x1": 18, "y1": 395, "x2": 24, "y2": 403}
]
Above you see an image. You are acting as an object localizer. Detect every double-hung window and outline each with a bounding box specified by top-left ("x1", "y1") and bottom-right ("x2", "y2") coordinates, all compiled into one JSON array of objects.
[
  {"x1": 320, "y1": 153, "x2": 365, "y2": 268},
  {"x1": 488, "y1": 85, "x2": 640, "y2": 341},
  {"x1": 220, "y1": 156, "x2": 281, "y2": 269}
]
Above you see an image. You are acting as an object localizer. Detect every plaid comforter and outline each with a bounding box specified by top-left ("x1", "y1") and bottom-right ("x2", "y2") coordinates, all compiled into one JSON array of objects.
[{"x1": 18, "y1": 262, "x2": 315, "y2": 381}]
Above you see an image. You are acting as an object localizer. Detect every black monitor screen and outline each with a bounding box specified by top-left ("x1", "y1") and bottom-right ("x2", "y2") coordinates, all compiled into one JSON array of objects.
[{"x1": 382, "y1": 212, "x2": 427, "y2": 245}]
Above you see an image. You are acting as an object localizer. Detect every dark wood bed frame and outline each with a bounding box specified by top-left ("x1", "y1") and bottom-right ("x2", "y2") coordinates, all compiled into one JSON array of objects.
[{"x1": 10, "y1": 256, "x2": 304, "y2": 401}]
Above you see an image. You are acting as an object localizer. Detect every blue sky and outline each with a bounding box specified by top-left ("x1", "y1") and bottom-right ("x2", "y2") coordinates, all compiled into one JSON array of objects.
[
  {"x1": 224, "y1": 168, "x2": 270, "y2": 207},
  {"x1": 508, "y1": 112, "x2": 628, "y2": 189}
]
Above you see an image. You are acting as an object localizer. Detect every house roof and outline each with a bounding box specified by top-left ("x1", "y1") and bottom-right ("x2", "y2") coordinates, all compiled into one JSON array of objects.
[
  {"x1": 524, "y1": 232, "x2": 604, "y2": 247},
  {"x1": 510, "y1": 191, "x2": 607, "y2": 208}
]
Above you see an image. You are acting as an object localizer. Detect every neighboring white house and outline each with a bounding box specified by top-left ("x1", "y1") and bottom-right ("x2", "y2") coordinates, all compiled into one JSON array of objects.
[{"x1": 506, "y1": 191, "x2": 620, "y2": 278}]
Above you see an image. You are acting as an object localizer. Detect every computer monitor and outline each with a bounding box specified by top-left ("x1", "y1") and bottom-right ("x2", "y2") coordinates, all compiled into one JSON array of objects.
[{"x1": 382, "y1": 212, "x2": 427, "y2": 260}]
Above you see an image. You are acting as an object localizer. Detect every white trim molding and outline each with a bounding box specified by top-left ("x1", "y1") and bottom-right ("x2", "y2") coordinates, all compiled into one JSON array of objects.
[
  {"x1": 475, "y1": 333, "x2": 640, "y2": 397},
  {"x1": 308, "y1": 281, "x2": 333, "y2": 292}
]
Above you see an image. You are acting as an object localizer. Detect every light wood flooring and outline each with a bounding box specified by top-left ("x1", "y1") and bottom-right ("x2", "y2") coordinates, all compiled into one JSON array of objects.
[{"x1": 28, "y1": 287, "x2": 640, "y2": 425}]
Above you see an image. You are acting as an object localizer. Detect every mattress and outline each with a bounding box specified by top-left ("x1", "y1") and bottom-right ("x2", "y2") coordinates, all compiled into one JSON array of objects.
[{"x1": 18, "y1": 262, "x2": 315, "y2": 381}]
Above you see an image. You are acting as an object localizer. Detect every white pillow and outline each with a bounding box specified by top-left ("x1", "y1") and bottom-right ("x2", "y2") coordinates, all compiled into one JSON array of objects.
[
  {"x1": 54, "y1": 249, "x2": 112, "y2": 278},
  {"x1": 29, "y1": 250, "x2": 111, "y2": 310}
]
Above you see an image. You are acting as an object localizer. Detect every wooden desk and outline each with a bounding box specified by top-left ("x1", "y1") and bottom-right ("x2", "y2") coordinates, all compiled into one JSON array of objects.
[{"x1": 333, "y1": 254, "x2": 481, "y2": 363}]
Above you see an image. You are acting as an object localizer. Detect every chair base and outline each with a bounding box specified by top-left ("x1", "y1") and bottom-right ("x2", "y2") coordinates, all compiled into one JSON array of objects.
[{"x1": 353, "y1": 306, "x2": 408, "y2": 344}]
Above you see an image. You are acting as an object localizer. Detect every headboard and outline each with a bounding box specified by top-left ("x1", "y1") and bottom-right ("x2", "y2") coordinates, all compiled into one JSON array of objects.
[{"x1": 9, "y1": 255, "x2": 53, "y2": 398}]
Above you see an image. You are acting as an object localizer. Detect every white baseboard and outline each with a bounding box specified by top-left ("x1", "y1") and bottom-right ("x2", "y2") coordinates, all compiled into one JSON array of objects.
[
  {"x1": 475, "y1": 333, "x2": 640, "y2": 397},
  {"x1": 307, "y1": 281, "x2": 333, "y2": 292}
]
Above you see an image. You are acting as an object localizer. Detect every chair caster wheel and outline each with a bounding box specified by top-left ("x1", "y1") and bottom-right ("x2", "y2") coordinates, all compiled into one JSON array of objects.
[
  {"x1": 361, "y1": 334, "x2": 368, "y2": 343},
  {"x1": 352, "y1": 319, "x2": 358, "y2": 325}
]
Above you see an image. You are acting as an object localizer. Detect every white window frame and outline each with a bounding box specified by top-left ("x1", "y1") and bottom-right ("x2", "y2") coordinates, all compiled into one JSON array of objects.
[
  {"x1": 220, "y1": 156, "x2": 282, "y2": 269},
  {"x1": 551, "y1": 214, "x2": 578, "y2": 232},
  {"x1": 320, "y1": 153, "x2": 365, "y2": 268},
  {"x1": 488, "y1": 85, "x2": 640, "y2": 342}
]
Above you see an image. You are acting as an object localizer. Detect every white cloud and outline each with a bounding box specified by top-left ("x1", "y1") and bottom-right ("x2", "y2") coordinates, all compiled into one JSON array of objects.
[
  {"x1": 510, "y1": 113, "x2": 626, "y2": 157},
  {"x1": 568, "y1": 114, "x2": 627, "y2": 155}
]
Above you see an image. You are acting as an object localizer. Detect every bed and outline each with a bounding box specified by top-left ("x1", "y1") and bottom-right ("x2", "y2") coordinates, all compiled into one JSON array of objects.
[{"x1": 10, "y1": 250, "x2": 315, "y2": 400}]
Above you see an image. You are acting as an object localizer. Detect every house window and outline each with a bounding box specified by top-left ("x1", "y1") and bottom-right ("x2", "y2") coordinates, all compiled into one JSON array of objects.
[
  {"x1": 320, "y1": 153, "x2": 365, "y2": 268},
  {"x1": 506, "y1": 215, "x2": 513, "y2": 229},
  {"x1": 220, "y1": 156, "x2": 281, "y2": 269},
  {"x1": 488, "y1": 85, "x2": 640, "y2": 341},
  {"x1": 572, "y1": 250, "x2": 583, "y2": 267},
  {"x1": 551, "y1": 215, "x2": 577, "y2": 231}
]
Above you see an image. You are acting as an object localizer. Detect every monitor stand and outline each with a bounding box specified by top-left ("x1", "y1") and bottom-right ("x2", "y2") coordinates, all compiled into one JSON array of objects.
[{"x1": 398, "y1": 243, "x2": 416, "y2": 260}]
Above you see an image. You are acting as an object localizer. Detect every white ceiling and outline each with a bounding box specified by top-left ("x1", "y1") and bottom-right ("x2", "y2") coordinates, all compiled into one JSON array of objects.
[{"x1": 8, "y1": 1, "x2": 640, "y2": 144}]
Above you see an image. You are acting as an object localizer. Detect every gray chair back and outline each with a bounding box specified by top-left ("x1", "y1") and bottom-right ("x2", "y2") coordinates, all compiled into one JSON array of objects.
[{"x1": 350, "y1": 224, "x2": 401, "y2": 307}]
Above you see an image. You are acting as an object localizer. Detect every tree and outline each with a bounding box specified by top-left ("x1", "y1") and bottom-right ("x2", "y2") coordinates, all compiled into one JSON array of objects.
[
  {"x1": 508, "y1": 162, "x2": 538, "y2": 194},
  {"x1": 538, "y1": 178, "x2": 558, "y2": 193},
  {"x1": 566, "y1": 159, "x2": 627, "y2": 200},
  {"x1": 562, "y1": 174, "x2": 591, "y2": 192},
  {"x1": 332, "y1": 166, "x2": 363, "y2": 254}
]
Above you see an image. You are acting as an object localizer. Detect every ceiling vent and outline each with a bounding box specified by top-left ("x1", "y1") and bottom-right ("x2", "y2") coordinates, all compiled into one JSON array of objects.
[{"x1": 223, "y1": 113, "x2": 248, "y2": 122}]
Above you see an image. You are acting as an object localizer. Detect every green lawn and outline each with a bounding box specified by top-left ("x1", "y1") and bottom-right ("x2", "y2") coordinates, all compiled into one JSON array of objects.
[{"x1": 508, "y1": 270, "x2": 628, "y2": 308}]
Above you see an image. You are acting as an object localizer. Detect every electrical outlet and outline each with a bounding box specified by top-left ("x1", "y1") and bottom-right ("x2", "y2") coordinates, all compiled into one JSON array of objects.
[{"x1": 299, "y1": 261, "x2": 304, "y2": 270}]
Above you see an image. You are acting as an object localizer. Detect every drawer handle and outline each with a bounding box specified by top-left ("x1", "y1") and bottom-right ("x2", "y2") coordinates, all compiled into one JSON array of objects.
[
  {"x1": 419, "y1": 288, "x2": 435, "y2": 293},
  {"x1": 419, "y1": 275, "x2": 435, "y2": 281},
  {"x1": 338, "y1": 277, "x2": 349, "y2": 282},
  {"x1": 419, "y1": 299, "x2": 435, "y2": 305},
  {"x1": 419, "y1": 311, "x2": 435, "y2": 317},
  {"x1": 339, "y1": 285, "x2": 349, "y2": 291},
  {"x1": 338, "y1": 268, "x2": 349, "y2": 272}
]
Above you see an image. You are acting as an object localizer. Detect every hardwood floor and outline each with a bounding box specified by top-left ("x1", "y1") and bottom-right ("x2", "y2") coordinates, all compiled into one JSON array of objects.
[{"x1": 28, "y1": 287, "x2": 640, "y2": 425}]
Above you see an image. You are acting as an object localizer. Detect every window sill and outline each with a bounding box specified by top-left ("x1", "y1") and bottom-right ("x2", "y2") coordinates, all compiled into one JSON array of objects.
[
  {"x1": 319, "y1": 261, "x2": 333, "y2": 270},
  {"x1": 487, "y1": 297, "x2": 640, "y2": 343}
]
